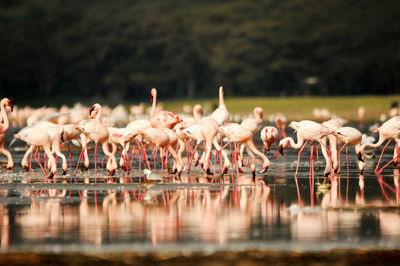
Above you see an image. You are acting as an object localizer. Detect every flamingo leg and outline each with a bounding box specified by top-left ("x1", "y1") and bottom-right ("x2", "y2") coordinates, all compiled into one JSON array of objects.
[
  {"x1": 34, "y1": 148, "x2": 47, "y2": 176},
  {"x1": 310, "y1": 143, "x2": 314, "y2": 206},
  {"x1": 375, "y1": 139, "x2": 393, "y2": 175},
  {"x1": 295, "y1": 142, "x2": 308, "y2": 178},
  {"x1": 187, "y1": 143, "x2": 199, "y2": 173},
  {"x1": 94, "y1": 142, "x2": 98, "y2": 182}
]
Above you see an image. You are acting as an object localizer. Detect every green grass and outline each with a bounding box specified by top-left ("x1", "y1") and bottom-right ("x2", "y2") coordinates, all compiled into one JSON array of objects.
[{"x1": 159, "y1": 95, "x2": 400, "y2": 122}]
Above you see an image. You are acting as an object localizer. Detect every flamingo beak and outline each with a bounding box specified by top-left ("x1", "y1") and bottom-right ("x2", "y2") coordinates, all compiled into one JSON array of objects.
[
  {"x1": 9, "y1": 101, "x2": 14, "y2": 112},
  {"x1": 259, "y1": 165, "x2": 269, "y2": 174},
  {"x1": 150, "y1": 94, "x2": 153, "y2": 102},
  {"x1": 358, "y1": 152, "x2": 364, "y2": 162},
  {"x1": 89, "y1": 106, "x2": 95, "y2": 116},
  {"x1": 60, "y1": 131, "x2": 64, "y2": 142},
  {"x1": 279, "y1": 145, "x2": 285, "y2": 156}
]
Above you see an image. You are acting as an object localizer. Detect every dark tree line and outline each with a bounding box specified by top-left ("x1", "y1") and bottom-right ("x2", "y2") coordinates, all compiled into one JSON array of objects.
[{"x1": 0, "y1": 0, "x2": 399, "y2": 106}]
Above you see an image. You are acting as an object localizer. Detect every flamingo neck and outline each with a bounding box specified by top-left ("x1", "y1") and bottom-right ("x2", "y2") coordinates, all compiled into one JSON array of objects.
[
  {"x1": 151, "y1": 90, "x2": 157, "y2": 116},
  {"x1": 0, "y1": 101, "x2": 10, "y2": 133},
  {"x1": 219, "y1": 87, "x2": 225, "y2": 107},
  {"x1": 362, "y1": 133, "x2": 387, "y2": 151},
  {"x1": 193, "y1": 110, "x2": 202, "y2": 123},
  {"x1": 281, "y1": 136, "x2": 304, "y2": 149}
]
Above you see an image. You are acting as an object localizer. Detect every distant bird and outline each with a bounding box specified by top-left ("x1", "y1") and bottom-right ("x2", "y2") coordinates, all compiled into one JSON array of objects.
[
  {"x1": 274, "y1": 113, "x2": 287, "y2": 139},
  {"x1": 150, "y1": 88, "x2": 181, "y2": 129},
  {"x1": 211, "y1": 86, "x2": 230, "y2": 126},
  {"x1": 358, "y1": 106, "x2": 365, "y2": 124},
  {"x1": 0, "y1": 98, "x2": 14, "y2": 170}
]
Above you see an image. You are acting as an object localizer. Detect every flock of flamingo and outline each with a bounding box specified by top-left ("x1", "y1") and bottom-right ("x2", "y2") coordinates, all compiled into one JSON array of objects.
[{"x1": 0, "y1": 88, "x2": 399, "y2": 181}]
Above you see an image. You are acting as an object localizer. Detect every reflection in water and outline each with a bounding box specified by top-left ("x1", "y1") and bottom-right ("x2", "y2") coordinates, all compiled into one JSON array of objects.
[{"x1": 0, "y1": 171, "x2": 399, "y2": 251}]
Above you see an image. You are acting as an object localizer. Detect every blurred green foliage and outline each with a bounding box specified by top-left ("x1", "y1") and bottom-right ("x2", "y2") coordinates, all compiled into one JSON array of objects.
[{"x1": 0, "y1": 0, "x2": 399, "y2": 106}]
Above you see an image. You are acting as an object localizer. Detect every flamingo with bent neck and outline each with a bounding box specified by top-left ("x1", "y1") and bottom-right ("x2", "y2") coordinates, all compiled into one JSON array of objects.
[
  {"x1": 150, "y1": 88, "x2": 181, "y2": 129},
  {"x1": 218, "y1": 123, "x2": 270, "y2": 179},
  {"x1": 359, "y1": 116, "x2": 400, "y2": 174},
  {"x1": 279, "y1": 120, "x2": 333, "y2": 178},
  {"x1": 0, "y1": 98, "x2": 14, "y2": 169},
  {"x1": 15, "y1": 127, "x2": 57, "y2": 179}
]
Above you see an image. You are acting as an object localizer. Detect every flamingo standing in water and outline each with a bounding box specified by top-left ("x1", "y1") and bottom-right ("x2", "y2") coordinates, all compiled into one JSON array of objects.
[
  {"x1": 211, "y1": 86, "x2": 230, "y2": 126},
  {"x1": 359, "y1": 116, "x2": 400, "y2": 174},
  {"x1": 15, "y1": 127, "x2": 57, "y2": 179},
  {"x1": 75, "y1": 105, "x2": 117, "y2": 177},
  {"x1": 260, "y1": 126, "x2": 279, "y2": 155},
  {"x1": 319, "y1": 118, "x2": 343, "y2": 176},
  {"x1": 136, "y1": 127, "x2": 183, "y2": 175},
  {"x1": 334, "y1": 126, "x2": 364, "y2": 174},
  {"x1": 33, "y1": 121, "x2": 68, "y2": 175},
  {"x1": 150, "y1": 88, "x2": 181, "y2": 129},
  {"x1": 0, "y1": 98, "x2": 14, "y2": 169},
  {"x1": 240, "y1": 107, "x2": 263, "y2": 164},
  {"x1": 198, "y1": 116, "x2": 231, "y2": 175},
  {"x1": 218, "y1": 123, "x2": 270, "y2": 178},
  {"x1": 279, "y1": 120, "x2": 333, "y2": 178}
]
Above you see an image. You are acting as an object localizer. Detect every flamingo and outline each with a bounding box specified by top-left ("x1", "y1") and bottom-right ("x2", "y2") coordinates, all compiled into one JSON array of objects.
[
  {"x1": 211, "y1": 86, "x2": 230, "y2": 126},
  {"x1": 279, "y1": 120, "x2": 333, "y2": 178},
  {"x1": 260, "y1": 126, "x2": 279, "y2": 155},
  {"x1": 359, "y1": 116, "x2": 400, "y2": 174},
  {"x1": 150, "y1": 88, "x2": 181, "y2": 129},
  {"x1": 107, "y1": 127, "x2": 136, "y2": 170},
  {"x1": 239, "y1": 107, "x2": 264, "y2": 166},
  {"x1": 136, "y1": 127, "x2": 183, "y2": 175},
  {"x1": 0, "y1": 98, "x2": 14, "y2": 170},
  {"x1": 319, "y1": 118, "x2": 343, "y2": 176},
  {"x1": 15, "y1": 127, "x2": 57, "y2": 179},
  {"x1": 334, "y1": 127, "x2": 364, "y2": 174},
  {"x1": 33, "y1": 121, "x2": 68, "y2": 175},
  {"x1": 218, "y1": 123, "x2": 270, "y2": 178},
  {"x1": 75, "y1": 117, "x2": 117, "y2": 177},
  {"x1": 274, "y1": 113, "x2": 287, "y2": 139},
  {"x1": 60, "y1": 123, "x2": 81, "y2": 175},
  {"x1": 198, "y1": 116, "x2": 231, "y2": 175}
]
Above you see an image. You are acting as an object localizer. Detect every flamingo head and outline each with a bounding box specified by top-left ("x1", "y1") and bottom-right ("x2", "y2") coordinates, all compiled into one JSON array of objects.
[
  {"x1": 150, "y1": 88, "x2": 157, "y2": 102},
  {"x1": 89, "y1": 103, "x2": 101, "y2": 119},
  {"x1": 1, "y1": 98, "x2": 14, "y2": 112},
  {"x1": 193, "y1": 104, "x2": 203, "y2": 115},
  {"x1": 254, "y1": 107, "x2": 263, "y2": 119},
  {"x1": 372, "y1": 128, "x2": 379, "y2": 134},
  {"x1": 358, "y1": 152, "x2": 364, "y2": 162},
  {"x1": 279, "y1": 145, "x2": 285, "y2": 156}
]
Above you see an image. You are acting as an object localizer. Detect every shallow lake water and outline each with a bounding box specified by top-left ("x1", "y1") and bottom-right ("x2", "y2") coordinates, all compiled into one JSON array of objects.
[{"x1": 0, "y1": 124, "x2": 399, "y2": 263}]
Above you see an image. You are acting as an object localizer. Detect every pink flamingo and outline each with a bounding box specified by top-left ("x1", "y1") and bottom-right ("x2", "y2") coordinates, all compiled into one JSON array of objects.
[
  {"x1": 240, "y1": 107, "x2": 263, "y2": 164},
  {"x1": 279, "y1": 120, "x2": 333, "y2": 178},
  {"x1": 260, "y1": 126, "x2": 279, "y2": 155},
  {"x1": 75, "y1": 117, "x2": 117, "y2": 177},
  {"x1": 0, "y1": 98, "x2": 14, "y2": 169},
  {"x1": 150, "y1": 88, "x2": 181, "y2": 129},
  {"x1": 34, "y1": 121, "x2": 68, "y2": 175},
  {"x1": 60, "y1": 123, "x2": 81, "y2": 175},
  {"x1": 136, "y1": 127, "x2": 183, "y2": 175},
  {"x1": 107, "y1": 127, "x2": 136, "y2": 170},
  {"x1": 15, "y1": 127, "x2": 57, "y2": 179},
  {"x1": 319, "y1": 118, "x2": 342, "y2": 176},
  {"x1": 275, "y1": 113, "x2": 287, "y2": 139},
  {"x1": 218, "y1": 123, "x2": 270, "y2": 178},
  {"x1": 334, "y1": 126, "x2": 364, "y2": 174},
  {"x1": 198, "y1": 116, "x2": 231, "y2": 175},
  {"x1": 359, "y1": 116, "x2": 400, "y2": 174},
  {"x1": 211, "y1": 86, "x2": 230, "y2": 126}
]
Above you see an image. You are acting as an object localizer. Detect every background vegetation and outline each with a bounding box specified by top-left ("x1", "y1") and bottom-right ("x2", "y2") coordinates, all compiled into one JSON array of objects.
[{"x1": 0, "y1": 0, "x2": 399, "y2": 106}]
